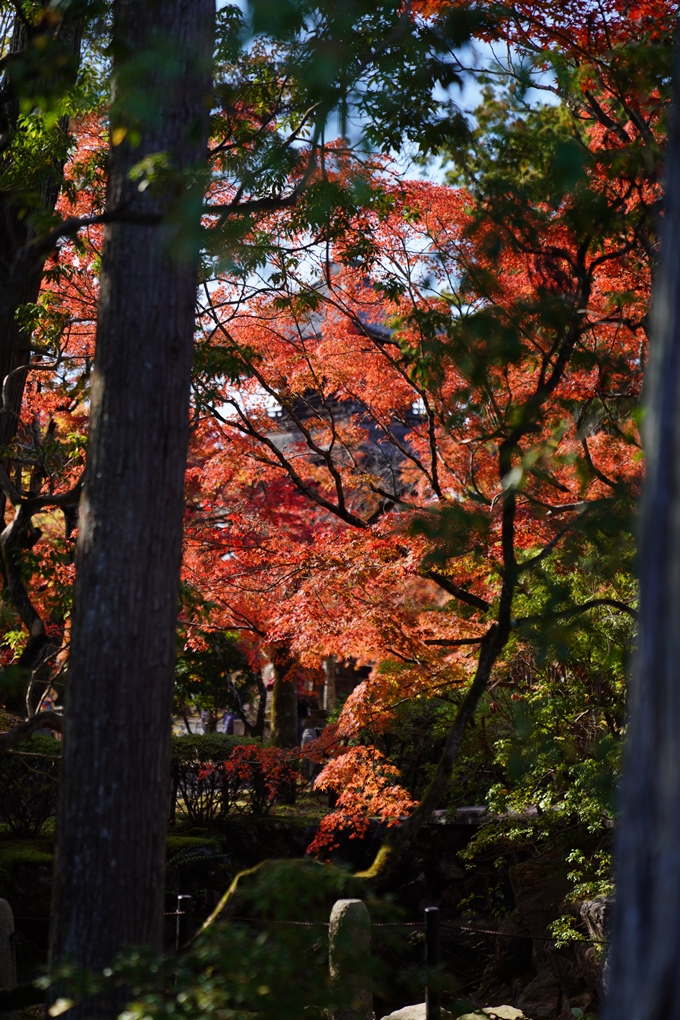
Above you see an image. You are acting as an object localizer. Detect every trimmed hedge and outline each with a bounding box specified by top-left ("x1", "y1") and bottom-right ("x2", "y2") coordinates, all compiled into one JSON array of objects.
[
  {"x1": 0, "y1": 733, "x2": 267, "y2": 835},
  {"x1": 171, "y1": 733, "x2": 256, "y2": 763},
  {"x1": 171, "y1": 734, "x2": 258, "y2": 826},
  {"x1": 0, "y1": 734, "x2": 61, "y2": 837}
]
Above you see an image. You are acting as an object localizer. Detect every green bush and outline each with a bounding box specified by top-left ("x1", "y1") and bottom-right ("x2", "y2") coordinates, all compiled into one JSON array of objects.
[
  {"x1": 0, "y1": 840, "x2": 53, "y2": 894},
  {"x1": 0, "y1": 734, "x2": 60, "y2": 837},
  {"x1": 171, "y1": 734, "x2": 256, "y2": 764},
  {"x1": 171, "y1": 734, "x2": 257, "y2": 826}
]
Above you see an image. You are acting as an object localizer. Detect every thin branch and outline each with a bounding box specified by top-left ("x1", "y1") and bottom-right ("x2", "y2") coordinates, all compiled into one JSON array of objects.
[
  {"x1": 517, "y1": 509, "x2": 589, "y2": 574},
  {"x1": 581, "y1": 436, "x2": 618, "y2": 490},
  {"x1": 423, "y1": 637, "x2": 485, "y2": 646},
  {"x1": 514, "y1": 598, "x2": 638, "y2": 627},
  {"x1": 424, "y1": 569, "x2": 491, "y2": 612}
]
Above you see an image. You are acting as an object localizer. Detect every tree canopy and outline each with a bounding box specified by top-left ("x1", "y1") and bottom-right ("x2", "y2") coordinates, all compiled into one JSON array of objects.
[{"x1": 0, "y1": 0, "x2": 676, "y2": 1009}]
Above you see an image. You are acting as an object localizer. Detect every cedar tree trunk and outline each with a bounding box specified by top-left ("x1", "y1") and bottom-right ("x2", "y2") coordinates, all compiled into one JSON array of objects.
[
  {"x1": 270, "y1": 643, "x2": 299, "y2": 749},
  {"x1": 50, "y1": 0, "x2": 214, "y2": 988},
  {"x1": 605, "y1": 48, "x2": 680, "y2": 1020}
]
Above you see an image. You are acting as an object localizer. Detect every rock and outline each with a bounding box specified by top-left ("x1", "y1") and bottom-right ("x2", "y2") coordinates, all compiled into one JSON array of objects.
[
  {"x1": 516, "y1": 967, "x2": 562, "y2": 1019},
  {"x1": 453, "y1": 807, "x2": 490, "y2": 825},
  {"x1": 439, "y1": 857, "x2": 465, "y2": 881},
  {"x1": 0, "y1": 898, "x2": 16, "y2": 989},
  {"x1": 511, "y1": 876, "x2": 570, "y2": 972},
  {"x1": 578, "y1": 896, "x2": 612, "y2": 945},
  {"x1": 512, "y1": 878, "x2": 570, "y2": 936},
  {"x1": 379, "y1": 1004, "x2": 455, "y2": 1020},
  {"x1": 380, "y1": 1004, "x2": 524, "y2": 1020},
  {"x1": 482, "y1": 1007, "x2": 525, "y2": 1020},
  {"x1": 329, "y1": 899, "x2": 372, "y2": 1020},
  {"x1": 488, "y1": 914, "x2": 533, "y2": 982}
]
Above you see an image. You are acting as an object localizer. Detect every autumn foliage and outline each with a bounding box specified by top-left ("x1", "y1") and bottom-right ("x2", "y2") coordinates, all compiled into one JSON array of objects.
[
  {"x1": 0, "y1": 0, "x2": 672, "y2": 864},
  {"x1": 199, "y1": 746, "x2": 301, "y2": 816}
]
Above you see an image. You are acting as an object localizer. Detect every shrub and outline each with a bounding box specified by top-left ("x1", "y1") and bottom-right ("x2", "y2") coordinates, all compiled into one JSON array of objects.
[
  {"x1": 171, "y1": 734, "x2": 256, "y2": 765},
  {"x1": 0, "y1": 734, "x2": 61, "y2": 836},
  {"x1": 171, "y1": 734, "x2": 257, "y2": 825},
  {"x1": 201, "y1": 745, "x2": 300, "y2": 816}
]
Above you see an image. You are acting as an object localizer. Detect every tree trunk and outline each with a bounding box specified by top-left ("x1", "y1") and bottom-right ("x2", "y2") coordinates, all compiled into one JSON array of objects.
[
  {"x1": 270, "y1": 643, "x2": 299, "y2": 749},
  {"x1": 250, "y1": 672, "x2": 267, "y2": 738},
  {"x1": 50, "y1": 0, "x2": 213, "y2": 994},
  {"x1": 605, "y1": 52, "x2": 680, "y2": 1020}
]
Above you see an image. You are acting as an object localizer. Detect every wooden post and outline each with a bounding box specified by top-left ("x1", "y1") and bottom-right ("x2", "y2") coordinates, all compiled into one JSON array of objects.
[
  {"x1": 323, "y1": 655, "x2": 336, "y2": 713},
  {"x1": 0, "y1": 899, "x2": 16, "y2": 990},
  {"x1": 425, "y1": 906, "x2": 441, "y2": 1020},
  {"x1": 329, "y1": 898, "x2": 372, "y2": 1020},
  {"x1": 176, "y1": 894, "x2": 194, "y2": 951}
]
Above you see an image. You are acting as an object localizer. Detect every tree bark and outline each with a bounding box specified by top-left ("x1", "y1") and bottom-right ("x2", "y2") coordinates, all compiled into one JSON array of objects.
[
  {"x1": 50, "y1": 0, "x2": 214, "y2": 993},
  {"x1": 605, "y1": 47, "x2": 680, "y2": 1020},
  {"x1": 251, "y1": 672, "x2": 267, "y2": 738},
  {"x1": 270, "y1": 643, "x2": 299, "y2": 749}
]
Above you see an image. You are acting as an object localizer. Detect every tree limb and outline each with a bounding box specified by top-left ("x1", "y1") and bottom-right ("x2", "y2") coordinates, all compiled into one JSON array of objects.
[
  {"x1": 0, "y1": 710, "x2": 62, "y2": 752},
  {"x1": 514, "y1": 598, "x2": 638, "y2": 627},
  {"x1": 424, "y1": 569, "x2": 491, "y2": 612},
  {"x1": 423, "y1": 637, "x2": 485, "y2": 646}
]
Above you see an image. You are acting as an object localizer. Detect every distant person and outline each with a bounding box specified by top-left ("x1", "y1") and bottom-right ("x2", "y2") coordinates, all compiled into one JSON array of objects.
[
  {"x1": 222, "y1": 711, "x2": 235, "y2": 735},
  {"x1": 297, "y1": 696, "x2": 311, "y2": 745},
  {"x1": 301, "y1": 726, "x2": 317, "y2": 779}
]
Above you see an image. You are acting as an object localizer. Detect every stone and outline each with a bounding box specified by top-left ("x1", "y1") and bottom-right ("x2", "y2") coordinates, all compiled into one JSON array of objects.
[
  {"x1": 0, "y1": 898, "x2": 16, "y2": 989},
  {"x1": 379, "y1": 1004, "x2": 455, "y2": 1020},
  {"x1": 578, "y1": 896, "x2": 612, "y2": 945},
  {"x1": 439, "y1": 857, "x2": 465, "y2": 881},
  {"x1": 512, "y1": 877, "x2": 570, "y2": 971},
  {"x1": 482, "y1": 1007, "x2": 525, "y2": 1020},
  {"x1": 379, "y1": 1004, "x2": 524, "y2": 1020},
  {"x1": 329, "y1": 899, "x2": 372, "y2": 1020},
  {"x1": 517, "y1": 967, "x2": 562, "y2": 1019}
]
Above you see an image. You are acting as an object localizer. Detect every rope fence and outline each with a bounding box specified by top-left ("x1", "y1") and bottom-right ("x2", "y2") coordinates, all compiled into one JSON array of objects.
[{"x1": 14, "y1": 904, "x2": 603, "y2": 949}]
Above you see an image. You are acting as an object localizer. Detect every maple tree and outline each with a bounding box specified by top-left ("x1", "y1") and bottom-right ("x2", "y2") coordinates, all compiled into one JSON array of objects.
[
  {"x1": 0, "y1": 0, "x2": 676, "y2": 1005},
  {"x1": 184, "y1": 0, "x2": 662, "y2": 870},
  {"x1": 0, "y1": 0, "x2": 492, "y2": 993}
]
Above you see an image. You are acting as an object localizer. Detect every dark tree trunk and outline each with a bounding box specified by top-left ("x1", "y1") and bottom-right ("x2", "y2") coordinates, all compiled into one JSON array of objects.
[
  {"x1": 50, "y1": 0, "x2": 214, "y2": 991},
  {"x1": 605, "y1": 49, "x2": 680, "y2": 1020},
  {"x1": 270, "y1": 643, "x2": 299, "y2": 749},
  {"x1": 250, "y1": 672, "x2": 267, "y2": 738}
]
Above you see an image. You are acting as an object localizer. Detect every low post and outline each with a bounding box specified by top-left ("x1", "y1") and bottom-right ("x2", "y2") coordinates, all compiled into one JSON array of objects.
[
  {"x1": 425, "y1": 906, "x2": 441, "y2": 1020},
  {"x1": 0, "y1": 899, "x2": 16, "y2": 992},
  {"x1": 329, "y1": 898, "x2": 372, "y2": 1020},
  {"x1": 176, "y1": 894, "x2": 194, "y2": 951},
  {"x1": 323, "y1": 655, "x2": 336, "y2": 713}
]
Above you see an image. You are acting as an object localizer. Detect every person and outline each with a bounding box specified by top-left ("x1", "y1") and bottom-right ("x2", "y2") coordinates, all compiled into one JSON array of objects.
[
  {"x1": 297, "y1": 696, "x2": 311, "y2": 745},
  {"x1": 301, "y1": 726, "x2": 317, "y2": 780},
  {"x1": 221, "y1": 710, "x2": 235, "y2": 735}
]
